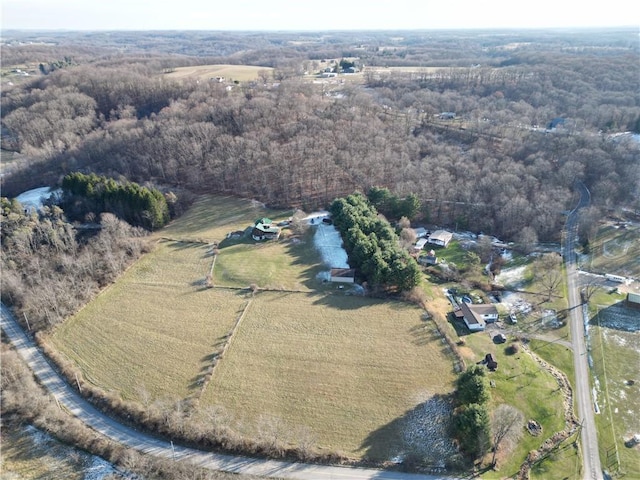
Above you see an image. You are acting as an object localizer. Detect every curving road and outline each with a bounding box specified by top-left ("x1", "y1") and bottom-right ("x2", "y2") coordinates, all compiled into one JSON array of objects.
[
  {"x1": 1, "y1": 304, "x2": 456, "y2": 480},
  {"x1": 562, "y1": 181, "x2": 603, "y2": 480}
]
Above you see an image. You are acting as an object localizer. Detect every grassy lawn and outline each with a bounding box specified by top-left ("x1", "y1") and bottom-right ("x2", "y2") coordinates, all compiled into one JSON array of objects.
[
  {"x1": 454, "y1": 331, "x2": 570, "y2": 479},
  {"x1": 212, "y1": 232, "x2": 324, "y2": 291},
  {"x1": 590, "y1": 303, "x2": 640, "y2": 478},
  {"x1": 159, "y1": 195, "x2": 292, "y2": 243},
  {"x1": 201, "y1": 290, "x2": 456, "y2": 461}
]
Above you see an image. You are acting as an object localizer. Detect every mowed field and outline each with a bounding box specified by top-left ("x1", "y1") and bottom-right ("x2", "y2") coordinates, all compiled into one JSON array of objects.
[
  {"x1": 164, "y1": 64, "x2": 274, "y2": 82},
  {"x1": 591, "y1": 303, "x2": 640, "y2": 478},
  {"x1": 202, "y1": 291, "x2": 454, "y2": 459},
  {"x1": 588, "y1": 224, "x2": 640, "y2": 278},
  {"x1": 51, "y1": 195, "x2": 457, "y2": 460},
  {"x1": 51, "y1": 240, "x2": 248, "y2": 400}
]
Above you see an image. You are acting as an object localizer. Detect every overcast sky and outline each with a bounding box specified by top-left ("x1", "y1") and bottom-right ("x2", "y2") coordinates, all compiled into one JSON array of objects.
[{"x1": 2, "y1": 0, "x2": 638, "y2": 31}]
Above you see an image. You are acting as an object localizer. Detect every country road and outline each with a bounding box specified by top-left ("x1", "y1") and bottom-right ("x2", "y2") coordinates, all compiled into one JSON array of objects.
[
  {"x1": 562, "y1": 181, "x2": 603, "y2": 480},
  {"x1": 0, "y1": 304, "x2": 457, "y2": 480}
]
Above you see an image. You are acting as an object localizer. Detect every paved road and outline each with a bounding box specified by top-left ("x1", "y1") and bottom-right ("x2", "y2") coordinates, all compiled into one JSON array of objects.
[
  {"x1": 0, "y1": 304, "x2": 456, "y2": 480},
  {"x1": 562, "y1": 182, "x2": 603, "y2": 480}
]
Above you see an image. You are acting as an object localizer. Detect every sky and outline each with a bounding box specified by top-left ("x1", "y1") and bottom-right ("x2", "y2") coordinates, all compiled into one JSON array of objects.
[{"x1": 2, "y1": 0, "x2": 638, "y2": 31}]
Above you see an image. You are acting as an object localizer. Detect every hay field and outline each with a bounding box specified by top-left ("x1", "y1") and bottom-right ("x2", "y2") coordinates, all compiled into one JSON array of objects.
[
  {"x1": 51, "y1": 240, "x2": 247, "y2": 401},
  {"x1": 202, "y1": 291, "x2": 455, "y2": 459},
  {"x1": 164, "y1": 64, "x2": 273, "y2": 82},
  {"x1": 52, "y1": 194, "x2": 457, "y2": 461},
  {"x1": 592, "y1": 304, "x2": 640, "y2": 478},
  {"x1": 588, "y1": 224, "x2": 640, "y2": 278}
]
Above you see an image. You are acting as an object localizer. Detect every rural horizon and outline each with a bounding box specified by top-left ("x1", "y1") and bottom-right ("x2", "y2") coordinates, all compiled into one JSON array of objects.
[{"x1": 1, "y1": 27, "x2": 639, "y2": 480}]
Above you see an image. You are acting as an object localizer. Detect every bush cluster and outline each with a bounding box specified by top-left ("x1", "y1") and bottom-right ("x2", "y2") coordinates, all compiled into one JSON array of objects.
[{"x1": 451, "y1": 365, "x2": 491, "y2": 458}]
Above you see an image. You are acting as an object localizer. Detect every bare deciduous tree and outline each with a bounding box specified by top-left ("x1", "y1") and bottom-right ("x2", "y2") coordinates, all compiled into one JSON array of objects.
[
  {"x1": 491, "y1": 404, "x2": 524, "y2": 467},
  {"x1": 536, "y1": 253, "x2": 563, "y2": 302}
]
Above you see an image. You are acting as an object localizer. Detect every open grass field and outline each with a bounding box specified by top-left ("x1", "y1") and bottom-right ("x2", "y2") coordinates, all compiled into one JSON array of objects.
[
  {"x1": 587, "y1": 224, "x2": 640, "y2": 278},
  {"x1": 164, "y1": 64, "x2": 274, "y2": 83},
  {"x1": 51, "y1": 240, "x2": 248, "y2": 401},
  {"x1": 52, "y1": 194, "x2": 458, "y2": 462},
  {"x1": 590, "y1": 302, "x2": 640, "y2": 478},
  {"x1": 202, "y1": 290, "x2": 456, "y2": 461},
  {"x1": 160, "y1": 195, "x2": 291, "y2": 243}
]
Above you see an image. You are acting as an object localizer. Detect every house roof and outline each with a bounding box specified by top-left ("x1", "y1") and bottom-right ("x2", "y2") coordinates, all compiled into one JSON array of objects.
[
  {"x1": 254, "y1": 223, "x2": 280, "y2": 234},
  {"x1": 330, "y1": 268, "x2": 355, "y2": 278},
  {"x1": 255, "y1": 217, "x2": 272, "y2": 226},
  {"x1": 459, "y1": 302, "x2": 495, "y2": 326},
  {"x1": 468, "y1": 304, "x2": 498, "y2": 316},
  {"x1": 415, "y1": 238, "x2": 429, "y2": 249},
  {"x1": 429, "y1": 230, "x2": 453, "y2": 244}
]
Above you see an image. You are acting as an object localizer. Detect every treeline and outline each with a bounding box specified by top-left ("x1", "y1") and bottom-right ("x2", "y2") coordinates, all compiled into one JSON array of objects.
[
  {"x1": 62, "y1": 172, "x2": 170, "y2": 230},
  {"x1": 2, "y1": 32, "x2": 639, "y2": 242},
  {"x1": 330, "y1": 193, "x2": 421, "y2": 292},
  {"x1": 0, "y1": 198, "x2": 148, "y2": 331}
]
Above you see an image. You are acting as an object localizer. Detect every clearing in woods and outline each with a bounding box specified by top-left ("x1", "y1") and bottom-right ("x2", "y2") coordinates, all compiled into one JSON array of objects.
[
  {"x1": 51, "y1": 195, "x2": 458, "y2": 461},
  {"x1": 164, "y1": 64, "x2": 274, "y2": 82}
]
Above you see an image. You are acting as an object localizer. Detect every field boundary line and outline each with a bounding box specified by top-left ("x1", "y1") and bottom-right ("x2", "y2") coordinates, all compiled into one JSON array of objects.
[{"x1": 202, "y1": 300, "x2": 253, "y2": 390}]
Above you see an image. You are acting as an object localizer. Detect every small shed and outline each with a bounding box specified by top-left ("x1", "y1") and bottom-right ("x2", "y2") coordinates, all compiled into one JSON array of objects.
[
  {"x1": 329, "y1": 268, "x2": 356, "y2": 283},
  {"x1": 485, "y1": 353, "x2": 498, "y2": 371},
  {"x1": 627, "y1": 292, "x2": 640, "y2": 309},
  {"x1": 414, "y1": 227, "x2": 428, "y2": 238}
]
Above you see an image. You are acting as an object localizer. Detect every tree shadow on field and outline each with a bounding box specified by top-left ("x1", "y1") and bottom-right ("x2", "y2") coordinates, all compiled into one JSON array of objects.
[
  {"x1": 409, "y1": 323, "x2": 441, "y2": 346},
  {"x1": 358, "y1": 394, "x2": 459, "y2": 470},
  {"x1": 588, "y1": 301, "x2": 640, "y2": 332}
]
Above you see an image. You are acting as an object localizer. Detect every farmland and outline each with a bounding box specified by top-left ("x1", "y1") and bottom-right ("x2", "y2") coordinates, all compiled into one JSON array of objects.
[
  {"x1": 591, "y1": 302, "x2": 640, "y2": 478},
  {"x1": 586, "y1": 224, "x2": 640, "y2": 279},
  {"x1": 164, "y1": 64, "x2": 273, "y2": 82},
  {"x1": 51, "y1": 195, "x2": 457, "y2": 461}
]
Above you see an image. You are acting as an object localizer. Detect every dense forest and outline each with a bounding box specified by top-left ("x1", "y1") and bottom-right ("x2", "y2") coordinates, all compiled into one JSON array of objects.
[{"x1": 2, "y1": 29, "x2": 639, "y2": 242}]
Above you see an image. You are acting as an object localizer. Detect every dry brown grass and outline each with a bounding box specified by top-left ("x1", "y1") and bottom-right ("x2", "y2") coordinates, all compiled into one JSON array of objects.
[
  {"x1": 164, "y1": 65, "x2": 274, "y2": 82},
  {"x1": 50, "y1": 240, "x2": 247, "y2": 401},
  {"x1": 201, "y1": 291, "x2": 456, "y2": 460}
]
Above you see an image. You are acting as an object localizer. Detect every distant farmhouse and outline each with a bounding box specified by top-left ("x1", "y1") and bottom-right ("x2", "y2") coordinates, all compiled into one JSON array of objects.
[
  {"x1": 427, "y1": 230, "x2": 453, "y2": 248},
  {"x1": 460, "y1": 303, "x2": 499, "y2": 332},
  {"x1": 252, "y1": 218, "x2": 281, "y2": 241}
]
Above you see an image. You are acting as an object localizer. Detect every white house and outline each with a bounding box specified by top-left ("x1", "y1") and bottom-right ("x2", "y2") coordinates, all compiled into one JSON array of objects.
[
  {"x1": 427, "y1": 230, "x2": 453, "y2": 247},
  {"x1": 460, "y1": 303, "x2": 499, "y2": 332}
]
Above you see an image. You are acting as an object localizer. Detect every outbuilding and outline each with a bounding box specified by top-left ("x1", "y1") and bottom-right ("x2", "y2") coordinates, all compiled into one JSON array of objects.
[
  {"x1": 627, "y1": 292, "x2": 640, "y2": 309},
  {"x1": 329, "y1": 268, "x2": 356, "y2": 283},
  {"x1": 427, "y1": 230, "x2": 453, "y2": 248}
]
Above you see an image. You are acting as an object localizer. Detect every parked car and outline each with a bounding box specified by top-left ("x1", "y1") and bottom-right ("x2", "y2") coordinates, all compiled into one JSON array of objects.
[{"x1": 494, "y1": 333, "x2": 507, "y2": 344}]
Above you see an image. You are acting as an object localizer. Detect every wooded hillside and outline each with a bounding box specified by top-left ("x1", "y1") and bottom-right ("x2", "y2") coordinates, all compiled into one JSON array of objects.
[{"x1": 2, "y1": 29, "x2": 638, "y2": 241}]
